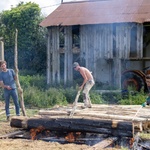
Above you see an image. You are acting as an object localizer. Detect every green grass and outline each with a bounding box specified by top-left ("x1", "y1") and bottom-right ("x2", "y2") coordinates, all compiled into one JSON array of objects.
[{"x1": 0, "y1": 103, "x2": 39, "y2": 122}]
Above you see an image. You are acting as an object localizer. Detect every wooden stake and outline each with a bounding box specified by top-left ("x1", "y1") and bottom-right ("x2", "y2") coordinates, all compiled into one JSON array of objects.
[{"x1": 14, "y1": 29, "x2": 26, "y2": 116}]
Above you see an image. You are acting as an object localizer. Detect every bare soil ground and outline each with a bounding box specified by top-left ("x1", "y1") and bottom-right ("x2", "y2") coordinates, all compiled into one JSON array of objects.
[
  {"x1": 0, "y1": 120, "x2": 122, "y2": 150},
  {"x1": 0, "y1": 102, "x2": 120, "y2": 150},
  {"x1": 1, "y1": 119, "x2": 150, "y2": 150}
]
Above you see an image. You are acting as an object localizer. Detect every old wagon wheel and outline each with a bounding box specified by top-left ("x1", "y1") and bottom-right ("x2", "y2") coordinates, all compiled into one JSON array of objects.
[{"x1": 121, "y1": 71, "x2": 145, "y2": 92}]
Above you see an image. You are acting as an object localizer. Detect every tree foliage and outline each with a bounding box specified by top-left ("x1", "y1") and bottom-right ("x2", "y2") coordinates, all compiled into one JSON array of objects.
[{"x1": 0, "y1": 2, "x2": 47, "y2": 74}]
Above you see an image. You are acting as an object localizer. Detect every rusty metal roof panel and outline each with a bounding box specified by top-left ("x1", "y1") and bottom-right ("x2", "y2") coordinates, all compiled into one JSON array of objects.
[{"x1": 40, "y1": 0, "x2": 150, "y2": 27}]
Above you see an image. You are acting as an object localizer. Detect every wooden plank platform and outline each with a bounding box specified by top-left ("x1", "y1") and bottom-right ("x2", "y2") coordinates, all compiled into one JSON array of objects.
[
  {"x1": 39, "y1": 103, "x2": 150, "y2": 120},
  {"x1": 38, "y1": 103, "x2": 150, "y2": 137}
]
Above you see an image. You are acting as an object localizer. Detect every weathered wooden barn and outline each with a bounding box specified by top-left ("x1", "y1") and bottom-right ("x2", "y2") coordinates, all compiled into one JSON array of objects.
[{"x1": 40, "y1": 0, "x2": 150, "y2": 90}]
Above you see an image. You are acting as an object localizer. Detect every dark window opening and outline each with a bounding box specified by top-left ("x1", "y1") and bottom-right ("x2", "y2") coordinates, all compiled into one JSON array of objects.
[
  {"x1": 59, "y1": 27, "x2": 64, "y2": 48},
  {"x1": 72, "y1": 25, "x2": 80, "y2": 48}
]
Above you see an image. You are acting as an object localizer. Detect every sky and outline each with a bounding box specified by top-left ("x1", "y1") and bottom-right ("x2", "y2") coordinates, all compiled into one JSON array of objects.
[{"x1": 0, "y1": 0, "x2": 73, "y2": 16}]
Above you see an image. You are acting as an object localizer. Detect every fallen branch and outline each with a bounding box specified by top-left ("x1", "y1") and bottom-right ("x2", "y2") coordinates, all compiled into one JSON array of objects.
[{"x1": 0, "y1": 130, "x2": 25, "y2": 139}]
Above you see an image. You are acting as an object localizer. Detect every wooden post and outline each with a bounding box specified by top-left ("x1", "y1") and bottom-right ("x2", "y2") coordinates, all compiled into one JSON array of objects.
[
  {"x1": 14, "y1": 29, "x2": 26, "y2": 116},
  {"x1": 0, "y1": 41, "x2": 4, "y2": 60},
  {"x1": 52, "y1": 27, "x2": 60, "y2": 84}
]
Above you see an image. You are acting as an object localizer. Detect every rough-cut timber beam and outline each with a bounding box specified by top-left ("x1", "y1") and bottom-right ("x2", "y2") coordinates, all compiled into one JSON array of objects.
[{"x1": 10, "y1": 116, "x2": 134, "y2": 137}]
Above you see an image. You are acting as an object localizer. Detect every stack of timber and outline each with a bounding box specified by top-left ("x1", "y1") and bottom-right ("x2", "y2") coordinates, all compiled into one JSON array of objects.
[{"x1": 10, "y1": 104, "x2": 150, "y2": 138}]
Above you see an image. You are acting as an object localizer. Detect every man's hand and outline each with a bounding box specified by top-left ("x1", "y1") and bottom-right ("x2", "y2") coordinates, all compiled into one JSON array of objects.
[
  {"x1": 4, "y1": 85, "x2": 12, "y2": 90},
  {"x1": 79, "y1": 85, "x2": 83, "y2": 90},
  {"x1": 142, "y1": 102, "x2": 146, "y2": 107},
  {"x1": 146, "y1": 97, "x2": 150, "y2": 105}
]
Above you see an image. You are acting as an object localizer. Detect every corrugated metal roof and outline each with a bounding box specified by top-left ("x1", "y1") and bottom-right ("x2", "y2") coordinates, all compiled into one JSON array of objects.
[{"x1": 40, "y1": 0, "x2": 150, "y2": 27}]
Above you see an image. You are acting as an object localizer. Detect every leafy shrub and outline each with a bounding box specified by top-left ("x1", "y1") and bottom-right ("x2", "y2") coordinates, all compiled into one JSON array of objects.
[
  {"x1": 102, "y1": 92, "x2": 122, "y2": 104},
  {"x1": 45, "y1": 88, "x2": 68, "y2": 106},
  {"x1": 90, "y1": 91, "x2": 104, "y2": 104},
  {"x1": 62, "y1": 87, "x2": 81, "y2": 104},
  {"x1": 20, "y1": 75, "x2": 149, "y2": 107},
  {"x1": 23, "y1": 86, "x2": 46, "y2": 107},
  {"x1": 118, "y1": 87, "x2": 147, "y2": 105},
  {"x1": 28, "y1": 74, "x2": 46, "y2": 89},
  {"x1": 19, "y1": 75, "x2": 32, "y2": 88},
  {"x1": 19, "y1": 74, "x2": 46, "y2": 89},
  {"x1": 24, "y1": 87, "x2": 68, "y2": 108},
  {"x1": 118, "y1": 92, "x2": 147, "y2": 105}
]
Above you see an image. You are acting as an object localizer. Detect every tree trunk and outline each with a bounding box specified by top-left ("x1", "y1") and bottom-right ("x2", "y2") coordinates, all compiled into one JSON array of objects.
[{"x1": 14, "y1": 29, "x2": 26, "y2": 116}]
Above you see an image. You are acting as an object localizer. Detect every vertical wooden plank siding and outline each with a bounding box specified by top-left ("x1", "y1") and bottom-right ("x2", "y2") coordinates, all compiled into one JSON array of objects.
[
  {"x1": 104, "y1": 25, "x2": 107, "y2": 58},
  {"x1": 137, "y1": 24, "x2": 143, "y2": 58},
  {"x1": 93, "y1": 25, "x2": 99, "y2": 80},
  {"x1": 56, "y1": 27, "x2": 60, "y2": 83},
  {"x1": 0, "y1": 41, "x2": 4, "y2": 60},
  {"x1": 46, "y1": 23, "x2": 143, "y2": 89},
  {"x1": 80, "y1": 26, "x2": 86, "y2": 64},
  {"x1": 85, "y1": 26, "x2": 89, "y2": 69},
  {"x1": 126, "y1": 25, "x2": 131, "y2": 58},
  {"x1": 108, "y1": 25, "x2": 113, "y2": 59},
  {"x1": 116, "y1": 24, "x2": 122, "y2": 58},
  {"x1": 52, "y1": 27, "x2": 60, "y2": 84},
  {"x1": 47, "y1": 28, "x2": 52, "y2": 85},
  {"x1": 64, "y1": 26, "x2": 73, "y2": 84},
  {"x1": 80, "y1": 24, "x2": 114, "y2": 80},
  {"x1": 116, "y1": 24, "x2": 131, "y2": 59},
  {"x1": 113, "y1": 58, "x2": 122, "y2": 88},
  {"x1": 88, "y1": 25, "x2": 94, "y2": 71},
  {"x1": 114, "y1": 24, "x2": 123, "y2": 88},
  {"x1": 64, "y1": 28, "x2": 67, "y2": 85},
  {"x1": 67, "y1": 27, "x2": 73, "y2": 83},
  {"x1": 87, "y1": 25, "x2": 91, "y2": 69}
]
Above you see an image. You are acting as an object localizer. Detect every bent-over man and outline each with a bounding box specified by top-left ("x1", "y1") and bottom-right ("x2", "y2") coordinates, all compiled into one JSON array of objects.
[{"x1": 73, "y1": 62, "x2": 95, "y2": 108}]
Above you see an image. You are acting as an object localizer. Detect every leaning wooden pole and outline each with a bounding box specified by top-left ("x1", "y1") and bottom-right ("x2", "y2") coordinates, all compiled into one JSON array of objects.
[{"x1": 14, "y1": 29, "x2": 26, "y2": 116}]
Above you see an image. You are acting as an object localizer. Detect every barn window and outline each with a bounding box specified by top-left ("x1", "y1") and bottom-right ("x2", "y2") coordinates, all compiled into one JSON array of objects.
[{"x1": 59, "y1": 27, "x2": 64, "y2": 48}]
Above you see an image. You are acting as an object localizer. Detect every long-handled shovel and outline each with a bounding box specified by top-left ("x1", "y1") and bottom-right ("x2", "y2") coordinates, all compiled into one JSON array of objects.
[
  {"x1": 132, "y1": 105, "x2": 143, "y2": 121},
  {"x1": 69, "y1": 90, "x2": 81, "y2": 117},
  {"x1": 132, "y1": 101, "x2": 147, "y2": 121}
]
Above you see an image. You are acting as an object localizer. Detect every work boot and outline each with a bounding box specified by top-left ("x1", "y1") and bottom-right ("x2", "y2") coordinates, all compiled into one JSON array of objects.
[
  {"x1": 6, "y1": 116, "x2": 10, "y2": 121},
  {"x1": 81, "y1": 105, "x2": 87, "y2": 109},
  {"x1": 87, "y1": 105, "x2": 92, "y2": 108},
  {"x1": 81, "y1": 104, "x2": 92, "y2": 109}
]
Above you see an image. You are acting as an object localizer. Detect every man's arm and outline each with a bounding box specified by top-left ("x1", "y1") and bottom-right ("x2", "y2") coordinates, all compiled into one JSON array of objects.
[
  {"x1": 11, "y1": 69, "x2": 16, "y2": 80},
  {"x1": 0, "y1": 81, "x2": 12, "y2": 90},
  {"x1": 14, "y1": 76, "x2": 17, "y2": 80}
]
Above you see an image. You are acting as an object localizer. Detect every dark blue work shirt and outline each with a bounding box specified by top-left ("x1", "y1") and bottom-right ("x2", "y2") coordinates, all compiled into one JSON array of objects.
[{"x1": 0, "y1": 69, "x2": 17, "y2": 89}]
